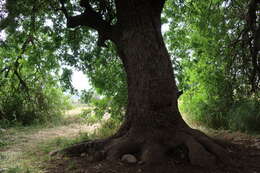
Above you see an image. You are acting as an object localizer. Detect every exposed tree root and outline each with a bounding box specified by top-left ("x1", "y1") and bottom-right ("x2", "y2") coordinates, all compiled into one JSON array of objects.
[
  {"x1": 50, "y1": 139, "x2": 108, "y2": 159},
  {"x1": 50, "y1": 127, "x2": 232, "y2": 169},
  {"x1": 187, "y1": 129, "x2": 232, "y2": 165}
]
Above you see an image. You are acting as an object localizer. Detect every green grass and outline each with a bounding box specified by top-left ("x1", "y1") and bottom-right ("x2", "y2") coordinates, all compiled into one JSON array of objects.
[
  {"x1": 0, "y1": 105, "x2": 121, "y2": 173},
  {"x1": 0, "y1": 125, "x2": 51, "y2": 172}
]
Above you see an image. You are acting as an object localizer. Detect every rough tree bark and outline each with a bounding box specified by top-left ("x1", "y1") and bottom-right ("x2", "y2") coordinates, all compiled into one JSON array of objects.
[{"x1": 54, "y1": 0, "x2": 231, "y2": 169}]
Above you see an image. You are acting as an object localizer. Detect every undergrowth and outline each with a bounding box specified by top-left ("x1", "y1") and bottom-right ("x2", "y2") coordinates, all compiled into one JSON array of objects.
[
  {"x1": 0, "y1": 88, "x2": 73, "y2": 128},
  {"x1": 180, "y1": 94, "x2": 260, "y2": 133}
]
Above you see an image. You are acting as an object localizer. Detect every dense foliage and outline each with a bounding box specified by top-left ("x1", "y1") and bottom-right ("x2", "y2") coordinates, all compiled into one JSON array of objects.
[
  {"x1": 0, "y1": 2, "x2": 73, "y2": 126},
  {"x1": 164, "y1": 0, "x2": 260, "y2": 132},
  {"x1": 0, "y1": 36, "x2": 72, "y2": 126}
]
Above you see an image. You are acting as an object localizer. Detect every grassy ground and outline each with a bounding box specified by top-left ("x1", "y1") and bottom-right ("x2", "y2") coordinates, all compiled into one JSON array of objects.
[
  {"x1": 0, "y1": 106, "x2": 259, "y2": 173},
  {"x1": 0, "y1": 105, "x2": 103, "y2": 173}
]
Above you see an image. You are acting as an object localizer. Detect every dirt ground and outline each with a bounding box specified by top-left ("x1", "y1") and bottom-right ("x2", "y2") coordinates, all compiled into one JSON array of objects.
[
  {"x1": 46, "y1": 131, "x2": 260, "y2": 173},
  {"x1": 1, "y1": 107, "x2": 260, "y2": 173}
]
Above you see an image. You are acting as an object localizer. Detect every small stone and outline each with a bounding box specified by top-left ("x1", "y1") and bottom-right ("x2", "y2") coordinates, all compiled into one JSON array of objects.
[
  {"x1": 0, "y1": 128, "x2": 6, "y2": 132},
  {"x1": 81, "y1": 153, "x2": 86, "y2": 157},
  {"x1": 138, "y1": 168, "x2": 142, "y2": 172},
  {"x1": 121, "y1": 154, "x2": 137, "y2": 164}
]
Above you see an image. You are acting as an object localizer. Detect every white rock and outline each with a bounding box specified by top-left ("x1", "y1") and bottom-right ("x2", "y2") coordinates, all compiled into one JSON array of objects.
[
  {"x1": 121, "y1": 154, "x2": 137, "y2": 164},
  {"x1": 0, "y1": 128, "x2": 6, "y2": 132},
  {"x1": 81, "y1": 153, "x2": 86, "y2": 157}
]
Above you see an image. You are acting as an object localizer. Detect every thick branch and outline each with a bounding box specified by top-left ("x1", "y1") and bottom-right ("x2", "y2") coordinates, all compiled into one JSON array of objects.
[
  {"x1": 230, "y1": 0, "x2": 260, "y2": 92},
  {"x1": 59, "y1": 0, "x2": 116, "y2": 45},
  {"x1": 14, "y1": 69, "x2": 28, "y2": 91},
  {"x1": 12, "y1": 37, "x2": 33, "y2": 91},
  {"x1": 248, "y1": 0, "x2": 260, "y2": 91}
]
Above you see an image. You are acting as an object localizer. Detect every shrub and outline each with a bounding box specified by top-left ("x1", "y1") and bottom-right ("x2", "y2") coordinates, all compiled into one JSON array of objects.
[
  {"x1": 228, "y1": 98, "x2": 260, "y2": 133},
  {"x1": 179, "y1": 89, "x2": 230, "y2": 130},
  {"x1": 180, "y1": 91, "x2": 260, "y2": 133},
  {"x1": 0, "y1": 86, "x2": 72, "y2": 128}
]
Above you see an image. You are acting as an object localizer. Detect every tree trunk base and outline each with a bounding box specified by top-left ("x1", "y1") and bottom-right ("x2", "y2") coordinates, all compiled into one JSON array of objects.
[{"x1": 50, "y1": 126, "x2": 232, "y2": 168}]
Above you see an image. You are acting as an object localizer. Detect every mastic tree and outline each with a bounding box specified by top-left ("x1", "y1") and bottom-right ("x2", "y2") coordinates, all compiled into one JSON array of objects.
[{"x1": 1, "y1": 0, "x2": 245, "y2": 169}]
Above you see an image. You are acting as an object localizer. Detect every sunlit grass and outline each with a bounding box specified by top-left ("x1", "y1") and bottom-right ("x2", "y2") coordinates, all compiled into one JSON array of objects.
[
  {"x1": 0, "y1": 105, "x2": 94, "y2": 172},
  {"x1": 0, "y1": 104, "x2": 121, "y2": 173}
]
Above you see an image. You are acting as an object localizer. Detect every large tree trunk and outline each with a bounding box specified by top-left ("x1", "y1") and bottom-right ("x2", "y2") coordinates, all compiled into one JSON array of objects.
[
  {"x1": 114, "y1": 4, "x2": 185, "y2": 138},
  {"x1": 106, "y1": 1, "x2": 229, "y2": 166},
  {"x1": 55, "y1": 0, "x2": 231, "y2": 170}
]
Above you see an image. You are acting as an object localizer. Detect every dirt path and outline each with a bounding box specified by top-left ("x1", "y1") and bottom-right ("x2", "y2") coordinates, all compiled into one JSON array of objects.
[{"x1": 0, "y1": 106, "x2": 99, "y2": 172}]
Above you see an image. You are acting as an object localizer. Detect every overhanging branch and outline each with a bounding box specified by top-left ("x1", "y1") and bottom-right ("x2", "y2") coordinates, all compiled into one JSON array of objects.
[{"x1": 59, "y1": 0, "x2": 116, "y2": 45}]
